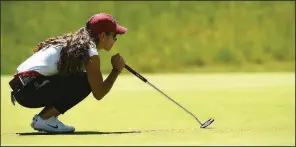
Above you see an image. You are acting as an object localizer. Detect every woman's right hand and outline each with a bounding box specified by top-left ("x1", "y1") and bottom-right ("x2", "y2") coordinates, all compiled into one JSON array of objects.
[{"x1": 111, "y1": 53, "x2": 125, "y2": 72}]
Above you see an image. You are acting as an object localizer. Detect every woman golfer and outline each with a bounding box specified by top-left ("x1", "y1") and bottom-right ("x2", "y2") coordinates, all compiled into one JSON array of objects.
[{"x1": 9, "y1": 13, "x2": 127, "y2": 133}]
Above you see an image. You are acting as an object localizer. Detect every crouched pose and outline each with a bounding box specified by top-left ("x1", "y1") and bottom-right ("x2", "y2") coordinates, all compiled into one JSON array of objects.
[{"x1": 9, "y1": 13, "x2": 127, "y2": 133}]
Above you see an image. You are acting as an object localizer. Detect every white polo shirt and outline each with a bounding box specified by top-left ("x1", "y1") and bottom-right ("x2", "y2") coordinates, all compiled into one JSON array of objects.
[{"x1": 16, "y1": 44, "x2": 99, "y2": 76}]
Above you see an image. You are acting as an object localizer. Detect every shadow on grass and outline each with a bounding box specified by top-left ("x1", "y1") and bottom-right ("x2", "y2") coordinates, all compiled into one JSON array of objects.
[
  {"x1": 16, "y1": 130, "x2": 141, "y2": 136},
  {"x1": 16, "y1": 127, "x2": 214, "y2": 136}
]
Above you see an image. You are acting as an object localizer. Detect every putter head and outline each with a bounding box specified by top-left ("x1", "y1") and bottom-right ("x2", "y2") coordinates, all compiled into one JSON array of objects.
[{"x1": 200, "y1": 118, "x2": 214, "y2": 128}]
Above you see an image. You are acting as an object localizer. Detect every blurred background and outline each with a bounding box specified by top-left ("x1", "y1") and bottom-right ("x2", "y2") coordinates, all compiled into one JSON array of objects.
[{"x1": 1, "y1": 1, "x2": 295, "y2": 74}]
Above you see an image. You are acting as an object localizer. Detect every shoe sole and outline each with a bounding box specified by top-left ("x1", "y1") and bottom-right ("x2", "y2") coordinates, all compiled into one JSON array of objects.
[
  {"x1": 33, "y1": 127, "x2": 75, "y2": 134},
  {"x1": 32, "y1": 123, "x2": 75, "y2": 134}
]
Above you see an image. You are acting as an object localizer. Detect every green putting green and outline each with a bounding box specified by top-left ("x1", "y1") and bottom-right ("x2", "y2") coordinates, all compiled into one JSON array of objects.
[{"x1": 1, "y1": 73, "x2": 295, "y2": 145}]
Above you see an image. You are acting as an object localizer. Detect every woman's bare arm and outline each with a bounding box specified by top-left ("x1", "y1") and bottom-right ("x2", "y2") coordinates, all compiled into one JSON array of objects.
[{"x1": 86, "y1": 55, "x2": 120, "y2": 100}]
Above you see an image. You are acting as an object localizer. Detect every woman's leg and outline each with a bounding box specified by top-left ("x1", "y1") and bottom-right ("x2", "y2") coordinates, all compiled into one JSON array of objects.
[
  {"x1": 39, "y1": 72, "x2": 92, "y2": 119},
  {"x1": 13, "y1": 72, "x2": 92, "y2": 133},
  {"x1": 14, "y1": 72, "x2": 91, "y2": 117},
  {"x1": 53, "y1": 72, "x2": 92, "y2": 114},
  {"x1": 38, "y1": 106, "x2": 60, "y2": 120},
  {"x1": 33, "y1": 72, "x2": 91, "y2": 133}
]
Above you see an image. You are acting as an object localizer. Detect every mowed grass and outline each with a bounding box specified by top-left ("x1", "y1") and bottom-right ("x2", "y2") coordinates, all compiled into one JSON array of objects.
[{"x1": 1, "y1": 73, "x2": 295, "y2": 146}]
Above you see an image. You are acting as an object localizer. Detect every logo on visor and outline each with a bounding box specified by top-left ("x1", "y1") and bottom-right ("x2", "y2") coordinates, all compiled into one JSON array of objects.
[{"x1": 111, "y1": 19, "x2": 116, "y2": 24}]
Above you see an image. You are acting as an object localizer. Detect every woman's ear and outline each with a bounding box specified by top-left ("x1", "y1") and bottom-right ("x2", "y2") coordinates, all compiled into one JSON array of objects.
[{"x1": 98, "y1": 33, "x2": 106, "y2": 42}]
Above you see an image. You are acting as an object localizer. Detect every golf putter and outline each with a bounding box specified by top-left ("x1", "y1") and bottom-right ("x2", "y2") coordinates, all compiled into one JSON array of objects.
[{"x1": 124, "y1": 64, "x2": 214, "y2": 128}]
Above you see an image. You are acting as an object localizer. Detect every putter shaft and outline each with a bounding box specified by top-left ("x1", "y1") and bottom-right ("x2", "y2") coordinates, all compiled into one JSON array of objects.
[
  {"x1": 146, "y1": 81, "x2": 203, "y2": 125},
  {"x1": 124, "y1": 64, "x2": 204, "y2": 126}
]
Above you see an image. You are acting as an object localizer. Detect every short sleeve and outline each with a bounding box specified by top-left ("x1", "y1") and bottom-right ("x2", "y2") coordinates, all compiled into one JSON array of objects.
[{"x1": 89, "y1": 48, "x2": 98, "y2": 57}]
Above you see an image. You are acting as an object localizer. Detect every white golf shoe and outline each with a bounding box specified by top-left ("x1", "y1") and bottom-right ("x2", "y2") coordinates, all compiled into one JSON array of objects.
[{"x1": 31, "y1": 114, "x2": 75, "y2": 133}]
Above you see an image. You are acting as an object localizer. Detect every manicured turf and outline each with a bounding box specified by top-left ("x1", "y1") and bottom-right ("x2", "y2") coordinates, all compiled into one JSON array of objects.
[{"x1": 1, "y1": 73, "x2": 295, "y2": 145}]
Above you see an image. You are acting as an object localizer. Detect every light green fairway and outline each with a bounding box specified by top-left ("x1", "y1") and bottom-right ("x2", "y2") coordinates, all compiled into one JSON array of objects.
[{"x1": 1, "y1": 73, "x2": 295, "y2": 146}]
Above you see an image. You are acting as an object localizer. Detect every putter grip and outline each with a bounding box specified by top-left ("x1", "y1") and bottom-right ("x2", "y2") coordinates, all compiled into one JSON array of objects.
[{"x1": 124, "y1": 65, "x2": 148, "y2": 83}]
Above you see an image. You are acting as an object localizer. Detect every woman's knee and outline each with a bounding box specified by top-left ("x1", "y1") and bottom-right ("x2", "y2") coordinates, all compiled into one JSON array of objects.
[{"x1": 61, "y1": 72, "x2": 92, "y2": 97}]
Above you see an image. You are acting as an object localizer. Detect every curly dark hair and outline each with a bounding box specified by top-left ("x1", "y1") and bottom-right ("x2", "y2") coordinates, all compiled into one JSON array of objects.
[{"x1": 32, "y1": 27, "x2": 99, "y2": 75}]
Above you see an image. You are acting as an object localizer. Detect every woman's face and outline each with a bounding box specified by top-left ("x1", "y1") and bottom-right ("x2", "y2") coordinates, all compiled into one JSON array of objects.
[{"x1": 99, "y1": 32, "x2": 117, "y2": 51}]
